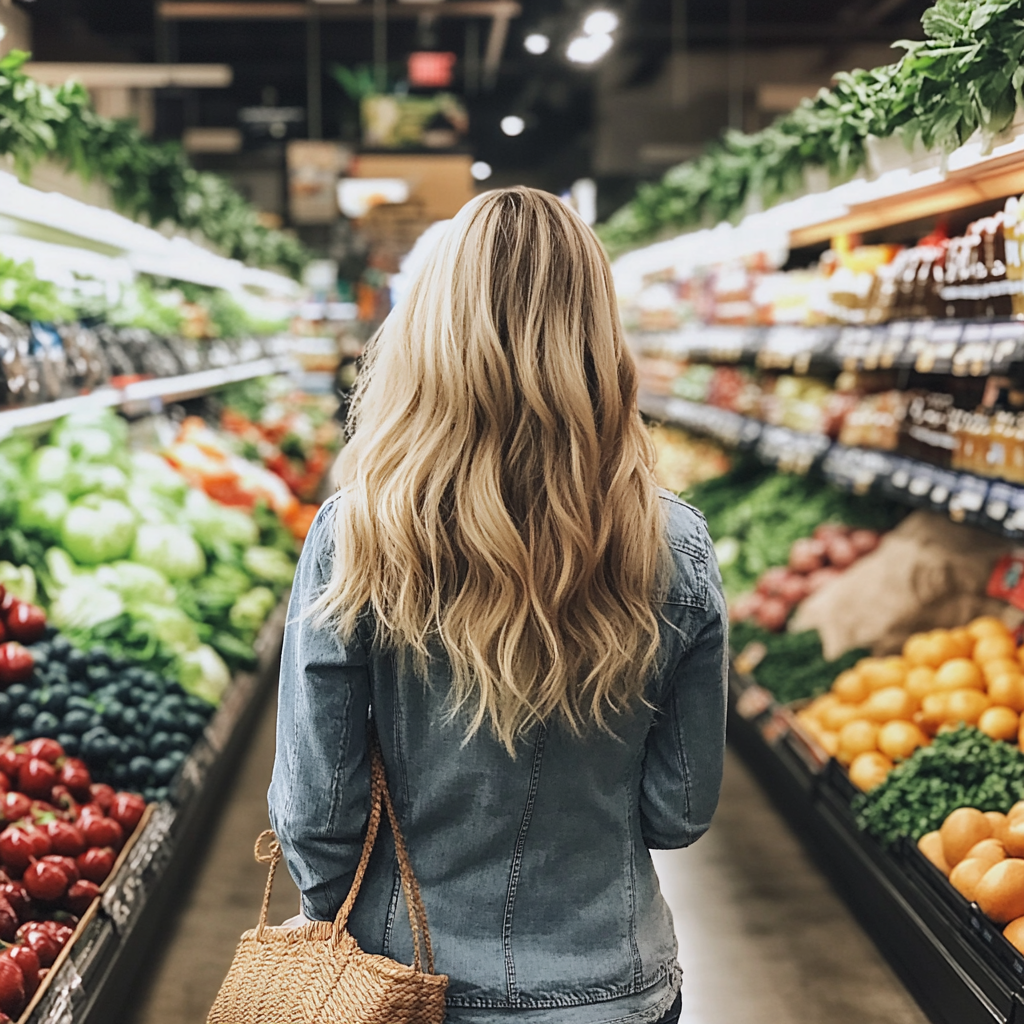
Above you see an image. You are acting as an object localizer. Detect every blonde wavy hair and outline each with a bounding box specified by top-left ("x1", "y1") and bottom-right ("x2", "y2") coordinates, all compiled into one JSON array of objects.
[{"x1": 317, "y1": 186, "x2": 667, "y2": 751}]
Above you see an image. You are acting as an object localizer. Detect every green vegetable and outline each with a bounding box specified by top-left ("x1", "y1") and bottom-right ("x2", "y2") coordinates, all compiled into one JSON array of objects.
[
  {"x1": 131, "y1": 524, "x2": 206, "y2": 581},
  {"x1": 60, "y1": 498, "x2": 136, "y2": 564},
  {"x1": 129, "y1": 451, "x2": 188, "y2": 503},
  {"x1": 50, "y1": 410, "x2": 128, "y2": 458},
  {"x1": 183, "y1": 489, "x2": 259, "y2": 550},
  {"x1": 135, "y1": 603, "x2": 201, "y2": 652},
  {"x1": 684, "y1": 458, "x2": 903, "y2": 595},
  {"x1": 730, "y1": 622, "x2": 868, "y2": 704},
  {"x1": 229, "y1": 586, "x2": 277, "y2": 637},
  {"x1": 0, "y1": 562, "x2": 36, "y2": 603},
  {"x1": 176, "y1": 644, "x2": 232, "y2": 705},
  {"x1": 44, "y1": 547, "x2": 78, "y2": 588},
  {"x1": 50, "y1": 580, "x2": 124, "y2": 630},
  {"x1": 242, "y1": 546, "x2": 296, "y2": 587},
  {"x1": 94, "y1": 561, "x2": 177, "y2": 607},
  {"x1": 854, "y1": 727, "x2": 1024, "y2": 847},
  {"x1": 16, "y1": 491, "x2": 68, "y2": 541},
  {"x1": 65, "y1": 463, "x2": 128, "y2": 500},
  {"x1": 210, "y1": 630, "x2": 258, "y2": 669},
  {"x1": 27, "y1": 447, "x2": 72, "y2": 490}
]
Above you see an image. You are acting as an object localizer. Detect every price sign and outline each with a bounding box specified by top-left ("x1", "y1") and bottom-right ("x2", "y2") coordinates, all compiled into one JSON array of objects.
[
  {"x1": 990, "y1": 321, "x2": 1024, "y2": 373},
  {"x1": 984, "y1": 482, "x2": 1024, "y2": 538},
  {"x1": 952, "y1": 322, "x2": 995, "y2": 377},
  {"x1": 734, "y1": 684, "x2": 773, "y2": 721},
  {"x1": 757, "y1": 426, "x2": 829, "y2": 474},
  {"x1": 102, "y1": 803, "x2": 176, "y2": 933},
  {"x1": 879, "y1": 321, "x2": 912, "y2": 369},
  {"x1": 948, "y1": 474, "x2": 990, "y2": 525},
  {"x1": 35, "y1": 962, "x2": 84, "y2": 1024},
  {"x1": 925, "y1": 468, "x2": 960, "y2": 513},
  {"x1": 758, "y1": 326, "x2": 816, "y2": 372},
  {"x1": 702, "y1": 326, "x2": 751, "y2": 363},
  {"x1": 915, "y1": 323, "x2": 961, "y2": 374},
  {"x1": 822, "y1": 445, "x2": 894, "y2": 495},
  {"x1": 879, "y1": 456, "x2": 920, "y2": 504},
  {"x1": 834, "y1": 326, "x2": 872, "y2": 371}
]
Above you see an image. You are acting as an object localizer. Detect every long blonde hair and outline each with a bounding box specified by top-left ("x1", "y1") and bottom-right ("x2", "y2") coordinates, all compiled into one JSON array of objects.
[{"x1": 317, "y1": 187, "x2": 667, "y2": 751}]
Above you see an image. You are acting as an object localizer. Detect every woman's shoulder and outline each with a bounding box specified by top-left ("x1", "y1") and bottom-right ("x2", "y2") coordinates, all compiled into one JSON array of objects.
[{"x1": 657, "y1": 488, "x2": 710, "y2": 553}]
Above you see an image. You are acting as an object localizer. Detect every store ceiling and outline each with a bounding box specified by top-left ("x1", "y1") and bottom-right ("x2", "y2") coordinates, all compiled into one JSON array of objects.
[{"x1": 18, "y1": 0, "x2": 934, "y2": 204}]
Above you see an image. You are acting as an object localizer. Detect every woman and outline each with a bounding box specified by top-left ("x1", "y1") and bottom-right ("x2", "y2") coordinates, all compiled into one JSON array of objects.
[{"x1": 269, "y1": 187, "x2": 728, "y2": 1024}]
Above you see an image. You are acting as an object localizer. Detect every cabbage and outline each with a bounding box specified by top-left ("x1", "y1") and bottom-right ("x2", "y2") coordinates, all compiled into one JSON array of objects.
[
  {"x1": 50, "y1": 410, "x2": 128, "y2": 456},
  {"x1": 182, "y1": 489, "x2": 259, "y2": 548},
  {"x1": 50, "y1": 581, "x2": 124, "y2": 630},
  {"x1": 132, "y1": 524, "x2": 206, "y2": 580},
  {"x1": 135, "y1": 603, "x2": 201, "y2": 652},
  {"x1": 60, "y1": 499, "x2": 137, "y2": 564},
  {"x1": 125, "y1": 484, "x2": 178, "y2": 525},
  {"x1": 45, "y1": 548, "x2": 78, "y2": 588},
  {"x1": 242, "y1": 547, "x2": 296, "y2": 586},
  {"x1": 17, "y1": 491, "x2": 69, "y2": 540},
  {"x1": 0, "y1": 563, "x2": 36, "y2": 604},
  {"x1": 27, "y1": 447, "x2": 72, "y2": 489},
  {"x1": 129, "y1": 452, "x2": 189, "y2": 503},
  {"x1": 177, "y1": 644, "x2": 232, "y2": 705},
  {"x1": 229, "y1": 586, "x2": 277, "y2": 636},
  {"x1": 65, "y1": 463, "x2": 129, "y2": 500},
  {"x1": 95, "y1": 562, "x2": 177, "y2": 606}
]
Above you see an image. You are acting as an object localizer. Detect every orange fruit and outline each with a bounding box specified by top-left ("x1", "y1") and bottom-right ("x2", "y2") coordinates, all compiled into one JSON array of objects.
[
  {"x1": 832, "y1": 669, "x2": 869, "y2": 704},
  {"x1": 837, "y1": 719, "x2": 879, "y2": 764},
  {"x1": 968, "y1": 616, "x2": 1012, "y2": 640},
  {"x1": 941, "y1": 807, "x2": 993, "y2": 867},
  {"x1": 848, "y1": 751, "x2": 893, "y2": 792},
  {"x1": 1004, "y1": 918, "x2": 1024, "y2": 955},
  {"x1": 918, "y1": 831, "x2": 950, "y2": 875},
  {"x1": 917, "y1": 692, "x2": 950, "y2": 732},
  {"x1": 946, "y1": 688, "x2": 991, "y2": 725},
  {"x1": 821, "y1": 701, "x2": 864, "y2": 732},
  {"x1": 982, "y1": 658, "x2": 1022, "y2": 684},
  {"x1": 860, "y1": 659, "x2": 908, "y2": 691},
  {"x1": 862, "y1": 686, "x2": 916, "y2": 722},
  {"x1": 903, "y1": 633, "x2": 932, "y2": 667},
  {"x1": 805, "y1": 694, "x2": 839, "y2": 722},
  {"x1": 948, "y1": 628, "x2": 975, "y2": 659},
  {"x1": 976, "y1": 860, "x2": 1024, "y2": 923},
  {"x1": 950, "y1": 857, "x2": 994, "y2": 902},
  {"x1": 877, "y1": 720, "x2": 928, "y2": 760},
  {"x1": 906, "y1": 666, "x2": 937, "y2": 700},
  {"x1": 818, "y1": 731, "x2": 839, "y2": 757},
  {"x1": 934, "y1": 658, "x2": 985, "y2": 692},
  {"x1": 974, "y1": 634, "x2": 1019, "y2": 665},
  {"x1": 988, "y1": 674, "x2": 1024, "y2": 712},
  {"x1": 979, "y1": 706, "x2": 1020, "y2": 741}
]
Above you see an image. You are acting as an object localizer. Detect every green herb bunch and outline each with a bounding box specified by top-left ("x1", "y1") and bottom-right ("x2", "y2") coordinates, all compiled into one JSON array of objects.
[
  {"x1": 0, "y1": 53, "x2": 310, "y2": 277},
  {"x1": 854, "y1": 726, "x2": 1024, "y2": 847},
  {"x1": 600, "y1": 0, "x2": 1024, "y2": 254}
]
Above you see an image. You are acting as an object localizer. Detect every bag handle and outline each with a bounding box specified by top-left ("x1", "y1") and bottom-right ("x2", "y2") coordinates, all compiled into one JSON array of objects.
[{"x1": 252, "y1": 734, "x2": 436, "y2": 974}]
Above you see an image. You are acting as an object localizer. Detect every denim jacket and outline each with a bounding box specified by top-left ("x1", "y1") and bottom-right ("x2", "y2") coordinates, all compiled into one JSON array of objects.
[{"x1": 269, "y1": 489, "x2": 728, "y2": 1024}]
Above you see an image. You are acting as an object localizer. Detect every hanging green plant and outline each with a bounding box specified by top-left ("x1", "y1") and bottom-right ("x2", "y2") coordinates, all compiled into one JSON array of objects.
[{"x1": 599, "y1": 0, "x2": 1024, "y2": 255}]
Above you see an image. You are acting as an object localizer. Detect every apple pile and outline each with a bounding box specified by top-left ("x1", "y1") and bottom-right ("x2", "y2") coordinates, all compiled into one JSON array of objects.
[
  {"x1": 0, "y1": 586, "x2": 46, "y2": 690},
  {"x1": 0, "y1": 736, "x2": 146, "y2": 1019},
  {"x1": 731, "y1": 524, "x2": 882, "y2": 632}
]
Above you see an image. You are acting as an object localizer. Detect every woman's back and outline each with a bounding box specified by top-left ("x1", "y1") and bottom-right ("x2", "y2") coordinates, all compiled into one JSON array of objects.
[
  {"x1": 270, "y1": 491, "x2": 726, "y2": 1023},
  {"x1": 268, "y1": 186, "x2": 728, "y2": 1023}
]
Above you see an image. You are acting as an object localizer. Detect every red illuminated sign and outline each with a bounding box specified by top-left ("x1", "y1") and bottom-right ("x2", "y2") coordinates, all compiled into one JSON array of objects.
[{"x1": 408, "y1": 51, "x2": 457, "y2": 88}]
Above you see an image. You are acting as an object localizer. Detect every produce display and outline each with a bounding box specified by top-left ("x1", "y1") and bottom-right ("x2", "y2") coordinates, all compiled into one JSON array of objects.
[
  {"x1": 217, "y1": 378, "x2": 343, "y2": 504},
  {"x1": 682, "y1": 459, "x2": 901, "y2": 597},
  {"x1": 797, "y1": 616, "x2": 1024, "y2": 790},
  {"x1": 646, "y1": 423, "x2": 730, "y2": 495}
]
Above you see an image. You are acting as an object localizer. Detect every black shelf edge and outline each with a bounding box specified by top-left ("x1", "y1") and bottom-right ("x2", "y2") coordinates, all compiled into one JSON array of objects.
[{"x1": 628, "y1": 320, "x2": 1024, "y2": 378}]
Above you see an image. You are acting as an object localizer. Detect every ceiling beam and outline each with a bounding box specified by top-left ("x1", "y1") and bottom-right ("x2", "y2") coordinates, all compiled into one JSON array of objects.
[
  {"x1": 482, "y1": 9, "x2": 510, "y2": 89},
  {"x1": 24, "y1": 62, "x2": 233, "y2": 88},
  {"x1": 158, "y1": 1, "x2": 521, "y2": 20}
]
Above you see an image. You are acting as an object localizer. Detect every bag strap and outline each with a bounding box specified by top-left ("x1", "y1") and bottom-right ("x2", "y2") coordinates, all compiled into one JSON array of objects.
[{"x1": 252, "y1": 734, "x2": 436, "y2": 974}]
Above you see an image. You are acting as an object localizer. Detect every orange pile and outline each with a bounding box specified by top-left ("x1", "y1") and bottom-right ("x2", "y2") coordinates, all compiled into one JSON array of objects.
[
  {"x1": 797, "y1": 617, "x2": 1024, "y2": 791},
  {"x1": 919, "y1": 805, "x2": 1024, "y2": 955}
]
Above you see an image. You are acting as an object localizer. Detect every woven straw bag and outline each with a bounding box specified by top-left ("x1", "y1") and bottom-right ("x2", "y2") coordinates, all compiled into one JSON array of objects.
[{"x1": 208, "y1": 740, "x2": 448, "y2": 1024}]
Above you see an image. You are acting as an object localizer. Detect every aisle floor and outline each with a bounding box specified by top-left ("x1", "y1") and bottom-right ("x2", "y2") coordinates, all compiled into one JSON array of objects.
[{"x1": 128, "y1": 695, "x2": 929, "y2": 1024}]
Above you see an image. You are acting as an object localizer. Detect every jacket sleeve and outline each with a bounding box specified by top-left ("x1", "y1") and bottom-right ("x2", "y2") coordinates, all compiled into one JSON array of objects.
[
  {"x1": 268, "y1": 500, "x2": 372, "y2": 922},
  {"x1": 640, "y1": 553, "x2": 728, "y2": 850}
]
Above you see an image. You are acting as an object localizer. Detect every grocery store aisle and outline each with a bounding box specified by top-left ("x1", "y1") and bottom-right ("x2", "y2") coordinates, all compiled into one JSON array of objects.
[{"x1": 128, "y1": 699, "x2": 928, "y2": 1024}]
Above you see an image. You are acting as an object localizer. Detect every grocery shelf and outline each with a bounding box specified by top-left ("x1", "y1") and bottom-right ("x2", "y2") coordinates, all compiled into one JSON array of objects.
[
  {"x1": 727, "y1": 670, "x2": 1024, "y2": 1024},
  {"x1": 629, "y1": 319, "x2": 1024, "y2": 377},
  {"x1": 639, "y1": 391, "x2": 1024, "y2": 538},
  {"x1": 0, "y1": 172, "x2": 300, "y2": 298},
  {"x1": 0, "y1": 356, "x2": 290, "y2": 437},
  {"x1": 23, "y1": 600, "x2": 287, "y2": 1024}
]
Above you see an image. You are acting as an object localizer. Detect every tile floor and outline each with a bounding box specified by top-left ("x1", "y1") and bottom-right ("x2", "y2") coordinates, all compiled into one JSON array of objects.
[{"x1": 127, "y1": 697, "x2": 929, "y2": 1024}]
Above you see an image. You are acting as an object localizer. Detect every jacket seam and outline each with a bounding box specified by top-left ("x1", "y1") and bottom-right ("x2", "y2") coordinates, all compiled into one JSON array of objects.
[
  {"x1": 672, "y1": 683, "x2": 693, "y2": 819},
  {"x1": 446, "y1": 962, "x2": 674, "y2": 1008},
  {"x1": 626, "y1": 747, "x2": 644, "y2": 991},
  {"x1": 502, "y1": 727, "x2": 547, "y2": 1005}
]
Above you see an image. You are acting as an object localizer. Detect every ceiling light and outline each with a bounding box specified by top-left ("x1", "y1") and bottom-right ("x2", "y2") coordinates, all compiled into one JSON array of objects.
[
  {"x1": 566, "y1": 33, "x2": 613, "y2": 64},
  {"x1": 583, "y1": 10, "x2": 618, "y2": 35},
  {"x1": 500, "y1": 115, "x2": 525, "y2": 137},
  {"x1": 471, "y1": 161, "x2": 493, "y2": 181},
  {"x1": 524, "y1": 33, "x2": 550, "y2": 55}
]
